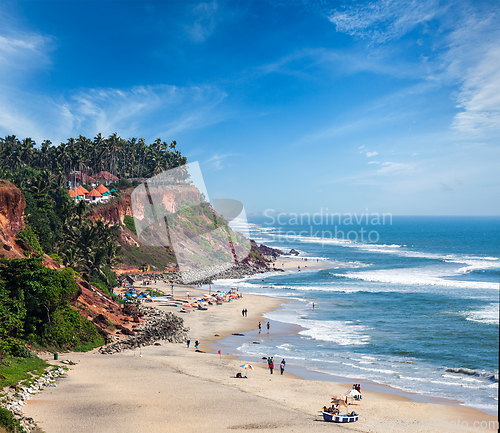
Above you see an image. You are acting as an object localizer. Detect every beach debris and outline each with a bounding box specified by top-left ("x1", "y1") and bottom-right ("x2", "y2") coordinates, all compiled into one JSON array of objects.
[{"x1": 231, "y1": 333, "x2": 244, "y2": 336}]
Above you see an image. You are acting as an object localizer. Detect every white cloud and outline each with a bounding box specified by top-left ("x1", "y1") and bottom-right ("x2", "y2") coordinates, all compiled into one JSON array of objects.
[
  {"x1": 452, "y1": 46, "x2": 500, "y2": 133},
  {"x1": 328, "y1": 0, "x2": 440, "y2": 43},
  {"x1": 377, "y1": 161, "x2": 415, "y2": 175},
  {"x1": 325, "y1": 1, "x2": 500, "y2": 138},
  {"x1": 366, "y1": 151, "x2": 378, "y2": 157},
  {"x1": 0, "y1": 84, "x2": 228, "y2": 144},
  {"x1": 0, "y1": 29, "x2": 53, "y2": 78},
  {"x1": 203, "y1": 153, "x2": 234, "y2": 171},
  {"x1": 368, "y1": 160, "x2": 380, "y2": 164},
  {"x1": 184, "y1": 0, "x2": 220, "y2": 43}
]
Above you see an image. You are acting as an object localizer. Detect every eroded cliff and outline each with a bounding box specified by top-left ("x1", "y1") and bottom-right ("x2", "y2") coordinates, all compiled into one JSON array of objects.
[{"x1": 0, "y1": 181, "x2": 26, "y2": 259}]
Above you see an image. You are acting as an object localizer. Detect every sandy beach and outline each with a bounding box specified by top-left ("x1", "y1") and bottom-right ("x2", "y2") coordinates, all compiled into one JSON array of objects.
[{"x1": 24, "y1": 282, "x2": 498, "y2": 433}]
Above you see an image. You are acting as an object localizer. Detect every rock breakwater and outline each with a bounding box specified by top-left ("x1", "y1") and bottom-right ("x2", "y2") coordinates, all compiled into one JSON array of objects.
[
  {"x1": 99, "y1": 306, "x2": 188, "y2": 355},
  {"x1": 128, "y1": 261, "x2": 283, "y2": 286}
]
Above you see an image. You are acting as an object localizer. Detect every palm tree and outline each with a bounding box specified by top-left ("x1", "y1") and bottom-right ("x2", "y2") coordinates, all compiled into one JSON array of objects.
[{"x1": 19, "y1": 138, "x2": 36, "y2": 166}]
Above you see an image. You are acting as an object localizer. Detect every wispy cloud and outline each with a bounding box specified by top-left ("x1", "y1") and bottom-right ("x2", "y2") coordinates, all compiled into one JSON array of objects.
[
  {"x1": 203, "y1": 153, "x2": 234, "y2": 171},
  {"x1": 0, "y1": 84, "x2": 228, "y2": 144},
  {"x1": 328, "y1": 0, "x2": 441, "y2": 44},
  {"x1": 377, "y1": 161, "x2": 415, "y2": 175},
  {"x1": 452, "y1": 46, "x2": 500, "y2": 133},
  {"x1": 366, "y1": 151, "x2": 378, "y2": 157},
  {"x1": 0, "y1": 12, "x2": 54, "y2": 79},
  {"x1": 184, "y1": 0, "x2": 221, "y2": 43},
  {"x1": 325, "y1": 0, "x2": 500, "y2": 136}
]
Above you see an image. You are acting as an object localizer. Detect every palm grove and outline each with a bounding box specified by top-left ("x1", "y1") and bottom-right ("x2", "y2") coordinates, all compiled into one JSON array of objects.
[{"x1": 0, "y1": 133, "x2": 187, "y2": 353}]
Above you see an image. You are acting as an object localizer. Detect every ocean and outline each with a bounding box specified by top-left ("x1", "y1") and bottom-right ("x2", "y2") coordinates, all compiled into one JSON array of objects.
[{"x1": 214, "y1": 216, "x2": 499, "y2": 415}]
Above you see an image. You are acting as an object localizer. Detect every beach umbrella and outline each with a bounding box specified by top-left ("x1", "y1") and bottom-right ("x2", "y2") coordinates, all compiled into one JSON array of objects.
[
  {"x1": 240, "y1": 364, "x2": 254, "y2": 376},
  {"x1": 331, "y1": 395, "x2": 349, "y2": 413}
]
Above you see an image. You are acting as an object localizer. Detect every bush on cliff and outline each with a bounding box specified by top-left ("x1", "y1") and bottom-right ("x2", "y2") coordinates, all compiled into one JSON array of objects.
[
  {"x1": 123, "y1": 215, "x2": 136, "y2": 234},
  {"x1": 16, "y1": 225, "x2": 44, "y2": 256},
  {"x1": 0, "y1": 258, "x2": 103, "y2": 351}
]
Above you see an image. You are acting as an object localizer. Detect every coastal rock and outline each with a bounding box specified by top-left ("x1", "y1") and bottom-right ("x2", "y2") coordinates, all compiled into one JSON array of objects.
[
  {"x1": 99, "y1": 306, "x2": 188, "y2": 355},
  {"x1": 0, "y1": 367, "x2": 66, "y2": 433}
]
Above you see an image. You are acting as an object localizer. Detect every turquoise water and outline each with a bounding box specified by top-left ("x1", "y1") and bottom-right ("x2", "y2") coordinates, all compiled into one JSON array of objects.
[{"x1": 214, "y1": 216, "x2": 499, "y2": 415}]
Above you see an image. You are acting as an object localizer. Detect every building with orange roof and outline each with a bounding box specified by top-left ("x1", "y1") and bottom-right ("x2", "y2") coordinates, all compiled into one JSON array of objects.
[
  {"x1": 75, "y1": 185, "x2": 89, "y2": 195},
  {"x1": 95, "y1": 184, "x2": 109, "y2": 194},
  {"x1": 86, "y1": 188, "x2": 102, "y2": 203}
]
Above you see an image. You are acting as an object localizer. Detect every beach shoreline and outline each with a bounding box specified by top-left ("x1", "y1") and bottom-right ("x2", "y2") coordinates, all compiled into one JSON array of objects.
[
  {"x1": 204, "y1": 289, "x2": 497, "y2": 416},
  {"x1": 23, "y1": 277, "x2": 498, "y2": 433}
]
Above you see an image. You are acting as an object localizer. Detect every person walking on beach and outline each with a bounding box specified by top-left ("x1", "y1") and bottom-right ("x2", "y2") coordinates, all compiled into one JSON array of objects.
[
  {"x1": 269, "y1": 359, "x2": 274, "y2": 374},
  {"x1": 242, "y1": 309, "x2": 245, "y2": 317},
  {"x1": 258, "y1": 322, "x2": 262, "y2": 333},
  {"x1": 187, "y1": 339, "x2": 190, "y2": 348},
  {"x1": 244, "y1": 308, "x2": 248, "y2": 317},
  {"x1": 195, "y1": 340, "x2": 199, "y2": 349},
  {"x1": 280, "y1": 360, "x2": 285, "y2": 375},
  {"x1": 267, "y1": 322, "x2": 270, "y2": 333}
]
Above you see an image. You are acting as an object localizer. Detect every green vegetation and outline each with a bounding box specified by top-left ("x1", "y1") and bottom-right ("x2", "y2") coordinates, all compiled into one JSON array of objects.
[
  {"x1": 0, "y1": 407, "x2": 24, "y2": 432},
  {"x1": 0, "y1": 355, "x2": 49, "y2": 388},
  {"x1": 16, "y1": 225, "x2": 44, "y2": 256},
  {"x1": 123, "y1": 215, "x2": 136, "y2": 234},
  {"x1": 0, "y1": 258, "x2": 104, "y2": 351},
  {"x1": 120, "y1": 245, "x2": 177, "y2": 270},
  {"x1": 0, "y1": 134, "x2": 187, "y2": 184}
]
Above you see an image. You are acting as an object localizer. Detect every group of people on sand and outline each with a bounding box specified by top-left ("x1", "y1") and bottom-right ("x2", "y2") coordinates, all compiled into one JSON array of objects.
[{"x1": 267, "y1": 357, "x2": 286, "y2": 375}]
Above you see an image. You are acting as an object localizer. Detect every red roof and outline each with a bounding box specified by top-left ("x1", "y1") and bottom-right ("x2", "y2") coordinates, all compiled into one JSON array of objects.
[
  {"x1": 73, "y1": 173, "x2": 96, "y2": 183},
  {"x1": 96, "y1": 171, "x2": 119, "y2": 181},
  {"x1": 68, "y1": 189, "x2": 76, "y2": 198}
]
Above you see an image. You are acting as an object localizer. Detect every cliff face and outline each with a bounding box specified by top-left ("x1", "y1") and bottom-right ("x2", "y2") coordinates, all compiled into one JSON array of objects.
[
  {"x1": 0, "y1": 182, "x2": 26, "y2": 259},
  {"x1": 89, "y1": 185, "x2": 202, "y2": 225},
  {"x1": 90, "y1": 196, "x2": 132, "y2": 225},
  {"x1": 0, "y1": 181, "x2": 25, "y2": 236}
]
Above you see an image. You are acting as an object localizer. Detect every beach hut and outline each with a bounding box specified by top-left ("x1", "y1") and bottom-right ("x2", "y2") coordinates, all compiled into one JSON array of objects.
[
  {"x1": 75, "y1": 185, "x2": 89, "y2": 196},
  {"x1": 86, "y1": 188, "x2": 102, "y2": 203},
  {"x1": 96, "y1": 184, "x2": 110, "y2": 194}
]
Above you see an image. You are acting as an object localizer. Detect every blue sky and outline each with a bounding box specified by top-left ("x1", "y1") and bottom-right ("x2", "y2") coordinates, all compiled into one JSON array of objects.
[{"x1": 1, "y1": 0, "x2": 499, "y2": 215}]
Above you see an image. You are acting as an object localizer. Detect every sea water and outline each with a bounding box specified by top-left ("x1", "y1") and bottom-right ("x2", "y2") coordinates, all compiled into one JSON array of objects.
[{"x1": 214, "y1": 216, "x2": 499, "y2": 415}]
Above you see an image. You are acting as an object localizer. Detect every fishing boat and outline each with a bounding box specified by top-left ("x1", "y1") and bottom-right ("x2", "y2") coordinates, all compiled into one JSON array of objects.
[{"x1": 322, "y1": 412, "x2": 359, "y2": 423}]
